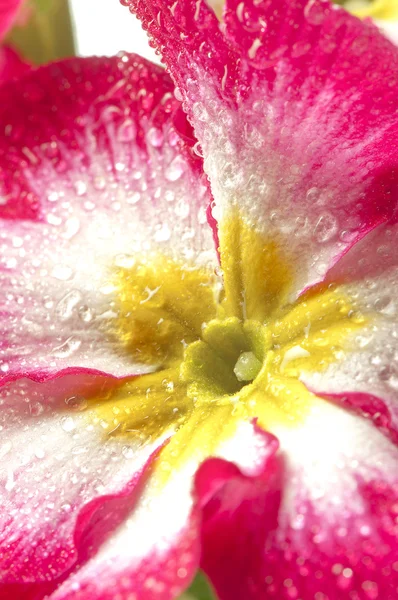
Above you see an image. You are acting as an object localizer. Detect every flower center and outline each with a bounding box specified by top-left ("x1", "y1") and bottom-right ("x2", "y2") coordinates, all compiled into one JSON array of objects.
[
  {"x1": 93, "y1": 213, "x2": 368, "y2": 456},
  {"x1": 180, "y1": 316, "x2": 270, "y2": 401}
]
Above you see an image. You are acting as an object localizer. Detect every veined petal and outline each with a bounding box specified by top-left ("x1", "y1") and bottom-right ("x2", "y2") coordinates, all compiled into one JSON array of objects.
[
  {"x1": 0, "y1": 55, "x2": 216, "y2": 384},
  {"x1": 201, "y1": 401, "x2": 398, "y2": 600},
  {"x1": 124, "y1": 0, "x2": 398, "y2": 297}
]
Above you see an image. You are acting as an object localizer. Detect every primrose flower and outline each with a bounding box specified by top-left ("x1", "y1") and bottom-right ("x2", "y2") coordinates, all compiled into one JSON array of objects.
[{"x1": 1, "y1": 0, "x2": 398, "y2": 599}]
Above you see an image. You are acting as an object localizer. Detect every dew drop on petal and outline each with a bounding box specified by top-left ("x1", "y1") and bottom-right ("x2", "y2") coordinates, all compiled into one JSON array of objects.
[
  {"x1": 74, "y1": 181, "x2": 87, "y2": 197},
  {"x1": 165, "y1": 156, "x2": 186, "y2": 181},
  {"x1": 154, "y1": 223, "x2": 171, "y2": 242},
  {"x1": 122, "y1": 445, "x2": 134, "y2": 459},
  {"x1": 65, "y1": 396, "x2": 88, "y2": 411},
  {"x1": 304, "y1": 0, "x2": 327, "y2": 25},
  {"x1": 56, "y1": 290, "x2": 83, "y2": 321},
  {"x1": 78, "y1": 305, "x2": 95, "y2": 323},
  {"x1": 51, "y1": 265, "x2": 74, "y2": 281},
  {"x1": 52, "y1": 337, "x2": 81, "y2": 358},
  {"x1": 314, "y1": 213, "x2": 338, "y2": 243},
  {"x1": 61, "y1": 416, "x2": 76, "y2": 432},
  {"x1": 147, "y1": 127, "x2": 164, "y2": 147}
]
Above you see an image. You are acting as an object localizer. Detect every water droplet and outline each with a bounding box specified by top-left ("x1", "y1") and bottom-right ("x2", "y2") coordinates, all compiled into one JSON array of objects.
[
  {"x1": 61, "y1": 416, "x2": 76, "y2": 432},
  {"x1": 93, "y1": 176, "x2": 106, "y2": 191},
  {"x1": 48, "y1": 191, "x2": 59, "y2": 202},
  {"x1": 165, "y1": 156, "x2": 186, "y2": 182},
  {"x1": 78, "y1": 305, "x2": 95, "y2": 323},
  {"x1": 34, "y1": 447, "x2": 45, "y2": 459},
  {"x1": 174, "y1": 87, "x2": 183, "y2": 101},
  {"x1": 314, "y1": 213, "x2": 338, "y2": 243},
  {"x1": 175, "y1": 199, "x2": 190, "y2": 218},
  {"x1": 114, "y1": 254, "x2": 136, "y2": 268},
  {"x1": 122, "y1": 445, "x2": 134, "y2": 459},
  {"x1": 63, "y1": 217, "x2": 81, "y2": 240},
  {"x1": 47, "y1": 213, "x2": 62, "y2": 226},
  {"x1": 56, "y1": 290, "x2": 83, "y2": 321},
  {"x1": 147, "y1": 127, "x2": 164, "y2": 147},
  {"x1": 154, "y1": 223, "x2": 171, "y2": 242},
  {"x1": 292, "y1": 41, "x2": 311, "y2": 58},
  {"x1": 127, "y1": 191, "x2": 141, "y2": 204},
  {"x1": 65, "y1": 395, "x2": 88, "y2": 411},
  {"x1": 29, "y1": 401, "x2": 44, "y2": 416},
  {"x1": 304, "y1": 0, "x2": 327, "y2": 25},
  {"x1": 74, "y1": 181, "x2": 87, "y2": 196},
  {"x1": 52, "y1": 337, "x2": 81, "y2": 358},
  {"x1": 248, "y1": 38, "x2": 262, "y2": 60},
  {"x1": 117, "y1": 119, "x2": 136, "y2": 142},
  {"x1": 51, "y1": 265, "x2": 74, "y2": 281}
]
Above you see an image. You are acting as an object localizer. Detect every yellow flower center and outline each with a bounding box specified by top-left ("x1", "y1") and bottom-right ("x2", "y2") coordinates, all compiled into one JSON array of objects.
[{"x1": 89, "y1": 213, "x2": 367, "y2": 478}]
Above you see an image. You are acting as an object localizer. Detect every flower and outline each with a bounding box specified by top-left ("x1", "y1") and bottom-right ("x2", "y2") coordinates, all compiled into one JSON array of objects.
[{"x1": 1, "y1": 1, "x2": 398, "y2": 600}]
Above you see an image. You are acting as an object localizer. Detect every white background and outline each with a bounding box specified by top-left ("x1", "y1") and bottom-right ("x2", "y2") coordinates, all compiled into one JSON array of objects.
[{"x1": 69, "y1": 0, "x2": 160, "y2": 63}]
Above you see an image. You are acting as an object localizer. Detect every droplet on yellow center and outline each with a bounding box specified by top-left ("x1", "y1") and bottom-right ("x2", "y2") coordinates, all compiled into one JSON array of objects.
[{"x1": 234, "y1": 351, "x2": 262, "y2": 382}]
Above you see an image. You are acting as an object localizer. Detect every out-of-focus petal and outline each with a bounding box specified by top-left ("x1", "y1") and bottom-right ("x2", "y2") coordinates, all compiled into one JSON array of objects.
[
  {"x1": 0, "y1": 54, "x2": 215, "y2": 384},
  {"x1": 0, "y1": 46, "x2": 30, "y2": 83},
  {"x1": 0, "y1": 0, "x2": 21, "y2": 39},
  {"x1": 200, "y1": 400, "x2": 398, "y2": 599},
  {"x1": 124, "y1": 0, "x2": 398, "y2": 297}
]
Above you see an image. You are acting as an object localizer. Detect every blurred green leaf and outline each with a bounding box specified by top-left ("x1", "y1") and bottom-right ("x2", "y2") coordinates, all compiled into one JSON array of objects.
[
  {"x1": 7, "y1": 0, "x2": 75, "y2": 65},
  {"x1": 178, "y1": 571, "x2": 218, "y2": 600}
]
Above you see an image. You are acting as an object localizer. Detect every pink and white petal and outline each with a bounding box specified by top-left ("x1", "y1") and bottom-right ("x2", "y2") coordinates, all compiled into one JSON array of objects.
[
  {"x1": 44, "y1": 422, "x2": 276, "y2": 600},
  {"x1": 296, "y1": 223, "x2": 398, "y2": 441},
  {"x1": 0, "y1": 46, "x2": 30, "y2": 83},
  {"x1": 302, "y1": 274, "x2": 398, "y2": 442},
  {"x1": 0, "y1": 374, "x2": 166, "y2": 593},
  {"x1": 0, "y1": 0, "x2": 21, "y2": 39},
  {"x1": 201, "y1": 402, "x2": 398, "y2": 600},
  {"x1": 125, "y1": 0, "x2": 398, "y2": 297},
  {"x1": 0, "y1": 55, "x2": 215, "y2": 383}
]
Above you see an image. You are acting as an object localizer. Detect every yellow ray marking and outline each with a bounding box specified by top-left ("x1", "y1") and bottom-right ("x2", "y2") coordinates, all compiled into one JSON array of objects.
[
  {"x1": 218, "y1": 212, "x2": 292, "y2": 322},
  {"x1": 111, "y1": 255, "x2": 218, "y2": 367}
]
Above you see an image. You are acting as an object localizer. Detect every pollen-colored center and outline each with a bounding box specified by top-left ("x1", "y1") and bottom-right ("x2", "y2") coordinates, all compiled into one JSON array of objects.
[{"x1": 91, "y1": 213, "x2": 367, "y2": 477}]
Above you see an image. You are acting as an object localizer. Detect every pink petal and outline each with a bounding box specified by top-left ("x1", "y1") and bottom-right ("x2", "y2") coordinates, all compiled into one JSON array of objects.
[
  {"x1": 0, "y1": 0, "x2": 22, "y2": 39},
  {"x1": 200, "y1": 402, "x2": 398, "y2": 600},
  {"x1": 124, "y1": 0, "x2": 398, "y2": 296},
  {"x1": 47, "y1": 425, "x2": 276, "y2": 600},
  {"x1": 0, "y1": 379, "x2": 276, "y2": 600},
  {"x1": 0, "y1": 374, "x2": 165, "y2": 595},
  {"x1": 0, "y1": 46, "x2": 30, "y2": 83},
  {"x1": 0, "y1": 54, "x2": 215, "y2": 384}
]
